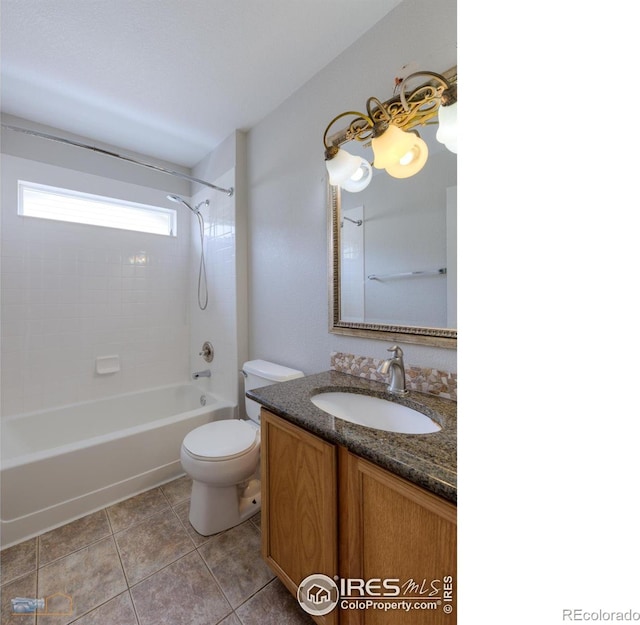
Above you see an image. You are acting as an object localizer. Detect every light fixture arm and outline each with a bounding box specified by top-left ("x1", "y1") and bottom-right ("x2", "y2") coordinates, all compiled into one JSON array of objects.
[
  {"x1": 398, "y1": 71, "x2": 453, "y2": 109},
  {"x1": 324, "y1": 66, "x2": 456, "y2": 153},
  {"x1": 323, "y1": 66, "x2": 456, "y2": 190},
  {"x1": 323, "y1": 110, "x2": 373, "y2": 156}
]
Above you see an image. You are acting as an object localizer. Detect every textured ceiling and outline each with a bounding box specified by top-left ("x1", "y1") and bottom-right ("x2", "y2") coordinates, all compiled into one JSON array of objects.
[{"x1": 1, "y1": 0, "x2": 403, "y2": 167}]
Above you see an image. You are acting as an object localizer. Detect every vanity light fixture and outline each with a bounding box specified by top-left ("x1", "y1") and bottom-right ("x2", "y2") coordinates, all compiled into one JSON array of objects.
[
  {"x1": 323, "y1": 67, "x2": 457, "y2": 191},
  {"x1": 325, "y1": 147, "x2": 373, "y2": 192},
  {"x1": 436, "y1": 98, "x2": 457, "y2": 153}
]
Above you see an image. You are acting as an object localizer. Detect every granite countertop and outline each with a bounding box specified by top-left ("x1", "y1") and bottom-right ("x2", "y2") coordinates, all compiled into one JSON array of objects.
[{"x1": 247, "y1": 370, "x2": 457, "y2": 504}]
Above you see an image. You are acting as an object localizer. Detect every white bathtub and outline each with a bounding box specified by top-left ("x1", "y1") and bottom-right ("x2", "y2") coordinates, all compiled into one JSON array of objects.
[{"x1": 0, "y1": 384, "x2": 235, "y2": 548}]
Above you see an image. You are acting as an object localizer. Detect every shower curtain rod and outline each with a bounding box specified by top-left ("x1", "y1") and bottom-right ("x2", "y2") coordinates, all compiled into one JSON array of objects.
[{"x1": 1, "y1": 124, "x2": 234, "y2": 197}]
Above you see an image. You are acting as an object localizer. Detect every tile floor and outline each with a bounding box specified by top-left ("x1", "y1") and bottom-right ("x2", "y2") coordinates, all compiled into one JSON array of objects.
[{"x1": 0, "y1": 476, "x2": 314, "y2": 625}]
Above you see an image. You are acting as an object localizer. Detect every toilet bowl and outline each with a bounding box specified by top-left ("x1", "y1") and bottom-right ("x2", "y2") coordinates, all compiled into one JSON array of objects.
[{"x1": 180, "y1": 359, "x2": 304, "y2": 536}]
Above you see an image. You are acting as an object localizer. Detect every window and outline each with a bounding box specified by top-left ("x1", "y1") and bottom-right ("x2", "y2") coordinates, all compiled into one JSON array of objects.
[{"x1": 18, "y1": 181, "x2": 177, "y2": 237}]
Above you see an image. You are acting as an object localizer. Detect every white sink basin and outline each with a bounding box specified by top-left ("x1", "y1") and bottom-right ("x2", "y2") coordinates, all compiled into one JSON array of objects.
[{"x1": 310, "y1": 392, "x2": 441, "y2": 434}]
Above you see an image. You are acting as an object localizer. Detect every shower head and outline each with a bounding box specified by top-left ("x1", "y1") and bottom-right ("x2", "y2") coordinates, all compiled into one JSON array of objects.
[
  {"x1": 166, "y1": 194, "x2": 209, "y2": 214},
  {"x1": 166, "y1": 194, "x2": 194, "y2": 212},
  {"x1": 169, "y1": 195, "x2": 211, "y2": 311}
]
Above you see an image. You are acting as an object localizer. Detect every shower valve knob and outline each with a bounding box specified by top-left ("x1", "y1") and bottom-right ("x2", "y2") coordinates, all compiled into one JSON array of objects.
[{"x1": 200, "y1": 342, "x2": 214, "y2": 363}]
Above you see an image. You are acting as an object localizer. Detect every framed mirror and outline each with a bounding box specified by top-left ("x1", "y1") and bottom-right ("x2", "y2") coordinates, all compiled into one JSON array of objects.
[{"x1": 328, "y1": 125, "x2": 457, "y2": 348}]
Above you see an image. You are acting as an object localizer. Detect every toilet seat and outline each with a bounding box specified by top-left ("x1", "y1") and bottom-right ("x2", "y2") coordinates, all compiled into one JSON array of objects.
[{"x1": 182, "y1": 420, "x2": 259, "y2": 462}]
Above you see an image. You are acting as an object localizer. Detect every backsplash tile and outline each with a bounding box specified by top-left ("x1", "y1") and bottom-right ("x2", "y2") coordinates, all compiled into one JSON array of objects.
[{"x1": 330, "y1": 351, "x2": 457, "y2": 401}]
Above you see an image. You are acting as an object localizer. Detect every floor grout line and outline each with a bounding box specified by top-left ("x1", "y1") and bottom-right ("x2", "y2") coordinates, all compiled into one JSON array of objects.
[
  {"x1": 35, "y1": 514, "x2": 113, "y2": 569},
  {"x1": 126, "y1": 544, "x2": 199, "y2": 591},
  {"x1": 0, "y1": 478, "x2": 304, "y2": 625},
  {"x1": 111, "y1": 523, "x2": 133, "y2": 590},
  {"x1": 127, "y1": 588, "x2": 142, "y2": 625},
  {"x1": 104, "y1": 504, "x2": 116, "y2": 535}
]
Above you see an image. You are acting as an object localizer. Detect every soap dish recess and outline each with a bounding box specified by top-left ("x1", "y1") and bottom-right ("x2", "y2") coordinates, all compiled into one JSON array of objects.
[{"x1": 96, "y1": 355, "x2": 120, "y2": 375}]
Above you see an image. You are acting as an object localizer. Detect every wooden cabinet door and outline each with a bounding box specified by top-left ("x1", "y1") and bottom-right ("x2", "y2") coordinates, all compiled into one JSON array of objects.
[
  {"x1": 261, "y1": 409, "x2": 339, "y2": 625},
  {"x1": 339, "y1": 448, "x2": 457, "y2": 625}
]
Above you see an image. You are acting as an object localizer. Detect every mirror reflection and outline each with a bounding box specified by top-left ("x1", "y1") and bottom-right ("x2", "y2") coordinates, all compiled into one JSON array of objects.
[{"x1": 329, "y1": 126, "x2": 457, "y2": 347}]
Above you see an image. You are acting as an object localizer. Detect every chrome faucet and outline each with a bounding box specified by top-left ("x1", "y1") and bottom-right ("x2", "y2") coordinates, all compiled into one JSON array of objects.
[
  {"x1": 192, "y1": 369, "x2": 211, "y2": 380},
  {"x1": 377, "y1": 345, "x2": 409, "y2": 396}
]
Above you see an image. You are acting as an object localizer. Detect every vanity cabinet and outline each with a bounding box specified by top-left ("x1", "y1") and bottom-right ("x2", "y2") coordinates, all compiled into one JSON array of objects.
[
  {"x1": 261, "y1": 409, "x2": 339, "y2": 625},
  {"x1": 339, "y1": 448, "x2": 457, "y2": 625},
  {"x1": 261, "y1": 409, "x2": 457, "y2": 625}
]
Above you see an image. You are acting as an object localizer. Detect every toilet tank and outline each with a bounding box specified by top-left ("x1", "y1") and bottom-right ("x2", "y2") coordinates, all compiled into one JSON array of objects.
[{"x1": 242, "y1": 359, "x2": 304, "y2": 423}]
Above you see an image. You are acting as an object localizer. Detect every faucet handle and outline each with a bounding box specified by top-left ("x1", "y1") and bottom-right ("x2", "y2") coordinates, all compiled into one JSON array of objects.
[
  {"x1": 199, "y1": 341, "x2": 214, "y2": 363},
  {"x1": 378, "y1": 344, "x2": 403, "y2": 373},
  {"x1": 387, "y1": 345, "x2": 404, "y2": 358}
]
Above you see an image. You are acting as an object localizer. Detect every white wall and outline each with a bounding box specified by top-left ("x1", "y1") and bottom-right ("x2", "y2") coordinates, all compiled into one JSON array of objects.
[
  {"x1": 341, "y1": 149, "x2": 456, "y2": 328},
  {"x1": 340, "y1": 205, "x2": 365, "y2": 322},
  {"x1": 247, "y1": 0, "x2": 457, "y2": 374},
  {"x1": 189, "y1": 131, "x2": 249, "y2": 416},
  {"x1": 1, "y1": 118, "x2": 247, "y2": 419},
  {"x1": 0, "y1": 114, "x2": 192, "y2": 193},
  {"x1": 0, "y1": 136, "x2": 192, "y2": 416},
  {"x1": 1, "y1": 0, "x2": 458, "y2": 420}
]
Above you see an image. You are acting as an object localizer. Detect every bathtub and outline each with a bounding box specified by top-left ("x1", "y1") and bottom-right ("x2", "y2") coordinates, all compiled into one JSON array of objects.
[{"x1": 0, "y1": 384, "x2": 235, "y2": 548}]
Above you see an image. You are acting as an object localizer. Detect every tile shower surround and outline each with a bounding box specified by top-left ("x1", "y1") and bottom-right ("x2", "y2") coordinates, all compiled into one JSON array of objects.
[
  {"x1": 331, "y1": 351, "x2": 457, "y2": 400},
  {"x1": 0, "y1": 215, "x2": 191, "y2": 416},
  {"x1": 0, "y1": 476, "x2": 314, "y2": 625}
]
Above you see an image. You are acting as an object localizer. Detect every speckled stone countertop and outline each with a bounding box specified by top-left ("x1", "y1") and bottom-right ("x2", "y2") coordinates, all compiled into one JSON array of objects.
[{"x1": 247, "y1": 370, "x2": 457, "y2": 504}]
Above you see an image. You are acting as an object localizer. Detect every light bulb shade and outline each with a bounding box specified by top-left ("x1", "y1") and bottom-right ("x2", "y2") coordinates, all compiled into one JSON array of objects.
[
  {"x1": 384, "y1": 134, "x2": 428, "y2": 178},
  {"x1": 326, "y1": 148, "x2": 364, "y2": 186},
  {"x1": 341, "y1": 158, "x2": 372, "y2": 192},
  {"x1": 436, "y1": 102, "x2": 457, "y2": 153},
  {"x1": 326, "y1": 148, "x2": 372, "y2": 192},
  {"x1": 371, "y1": 125, "x2": 424, "y2": 170}
]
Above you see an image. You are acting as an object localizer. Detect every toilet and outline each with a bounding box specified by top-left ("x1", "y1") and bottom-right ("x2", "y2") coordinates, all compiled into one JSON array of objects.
[{"x1": 180, "y1": 359, "x2": 304, "y2": 536}]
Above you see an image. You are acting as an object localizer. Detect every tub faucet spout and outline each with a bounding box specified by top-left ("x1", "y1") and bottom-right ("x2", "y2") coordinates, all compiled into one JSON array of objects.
[
  {"x1": 192, "y1": 369, "x2": 211, "y2": 380},
  {"x1": 377, "y1": 345, "x2": 409, "y2": 396}
]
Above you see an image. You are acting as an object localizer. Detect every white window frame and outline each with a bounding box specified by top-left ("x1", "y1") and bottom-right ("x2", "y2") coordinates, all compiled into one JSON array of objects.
[{"x1": 18, "y1": 180, "x2": 177, "y2": 237}]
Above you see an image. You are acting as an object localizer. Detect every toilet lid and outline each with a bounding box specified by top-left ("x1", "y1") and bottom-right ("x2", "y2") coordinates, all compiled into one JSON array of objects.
[{"x1": 183, "y1": 420, "x2": 258, "y2": 461}]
